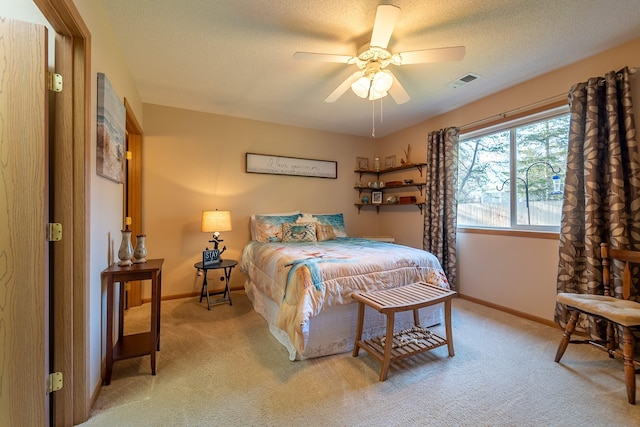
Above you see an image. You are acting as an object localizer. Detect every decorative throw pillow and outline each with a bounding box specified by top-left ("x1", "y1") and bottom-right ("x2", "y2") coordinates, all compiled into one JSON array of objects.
[
  {"x1": 251, "y1": 213, "x2": 302, "y2": 242},
  {"x1": 316, "y1": 224, "x2": 336, "y2": 241},
  {"x1": 295, "y1": 213, "x2": 318, "y2": 223},
  {"x1": 250, "y1": 210, "x2": 300, "y2": 221},
  {"x1": 309, "y1": 213, "x2": 347, "y2": 237},
  {"x1": 282, "y1": 222, "x2": 317, "y2": 242}
]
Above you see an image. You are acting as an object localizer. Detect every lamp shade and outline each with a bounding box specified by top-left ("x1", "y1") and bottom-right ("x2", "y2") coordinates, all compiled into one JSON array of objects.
[
  {"x1": 368, "y1": 86, "x2": 388, "y2": 100},
  {"x1": 201, "y1": 210, "x2": 232, "y2": 232},
  {"x1": 351, "y1": 76, "x2": 372, "y2": 98},
  {"x1": 372, "y1": 70, "x2": 393, "y2": 92}
]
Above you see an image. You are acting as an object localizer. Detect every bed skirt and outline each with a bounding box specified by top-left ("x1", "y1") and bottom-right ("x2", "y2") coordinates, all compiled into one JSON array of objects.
[{"x1": 244, "y1": 279, "x2": 444, "y2": 361}]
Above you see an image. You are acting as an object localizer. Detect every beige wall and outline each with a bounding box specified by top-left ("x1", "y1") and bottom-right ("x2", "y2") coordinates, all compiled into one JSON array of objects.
[
  {"x1": 141, "y1": 104, "x2": 379, "y2": 296},
  {"x1": 72, "y1": 0, "x2": 143, "y2": 396},
  {"x1": 381, "y1": 37, "x2": 640, "y2": 322},
  {"x1": 142, "y1": 37, "x2": 640, "y2": 321}
]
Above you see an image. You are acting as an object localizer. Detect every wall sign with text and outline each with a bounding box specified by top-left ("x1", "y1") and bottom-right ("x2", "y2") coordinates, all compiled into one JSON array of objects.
[{"x1": 245, "y1": 153, "x2": 337, "y2": 179}]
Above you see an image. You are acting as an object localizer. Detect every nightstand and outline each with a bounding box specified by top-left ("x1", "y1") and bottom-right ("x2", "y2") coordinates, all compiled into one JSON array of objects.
[{"x1": 194, "y1": 259, "x2": 237, "y2": 309}]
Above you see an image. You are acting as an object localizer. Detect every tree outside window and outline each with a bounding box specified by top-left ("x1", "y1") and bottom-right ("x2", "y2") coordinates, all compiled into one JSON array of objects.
[{"x1": 457, "y1": 111, "x2": 569, "y2": 230}]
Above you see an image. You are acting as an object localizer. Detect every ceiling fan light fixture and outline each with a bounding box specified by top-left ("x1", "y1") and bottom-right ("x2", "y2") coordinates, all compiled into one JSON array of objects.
[
  {"x1": 368, "y1": 87, "x2": 387, "y2": 101},
  {"x1": 351, "y1": 76, "x2": 371, "y2": 98},
  {"x1": 295, "y1": 4, "x2": 465, "y2": 105},
  {"x1": 372, "y1": 70, "x2": 393, "y2": 92}
]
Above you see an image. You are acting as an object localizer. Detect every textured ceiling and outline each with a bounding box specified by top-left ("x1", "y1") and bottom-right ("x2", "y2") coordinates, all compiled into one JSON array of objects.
[{"x1": 102, "y1": 0, "x2": 640, "y2": 138}]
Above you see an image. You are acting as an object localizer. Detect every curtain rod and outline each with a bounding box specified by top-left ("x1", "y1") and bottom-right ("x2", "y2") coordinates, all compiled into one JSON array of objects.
[
  {"x1": 459, "y1": 66, "x2": 638, "y2": 131},
  {"x1": 459, "y1": 93, "x2": 567, "y2": 131}
]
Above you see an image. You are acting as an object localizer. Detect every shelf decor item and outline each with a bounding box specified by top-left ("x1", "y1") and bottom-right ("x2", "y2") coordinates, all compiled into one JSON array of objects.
[
  {"x1": 402, "y1": 144, "x2": 412, "y2": 165},
  {"x1": 372, "y1": 191, "x2": 383, "y2": 204},
  {"x1": 117, "y1": 229, "x2": 134, "y2": 267},
  {"x1": 356, "y1": 157, "x2": 369, "y2": 170},
  {"x1": 133, "y1": 234, "x2": 147, "y2": 263},
  {"x1": 385, "y1": 155, "x2": 396, "y2": 169}
]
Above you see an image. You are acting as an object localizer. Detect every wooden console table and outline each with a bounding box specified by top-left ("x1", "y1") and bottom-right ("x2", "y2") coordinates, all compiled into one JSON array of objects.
[
  {"x1": 352, "y1": 282, "x2": 457, "y2": 381},
  {"x1": 101, "y1": 258, "x2": 164, "y2": 385}
]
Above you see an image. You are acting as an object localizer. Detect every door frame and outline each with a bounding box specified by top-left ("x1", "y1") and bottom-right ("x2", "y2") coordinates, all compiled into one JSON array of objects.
[
  {"x1": 125, "y1": 98, "x2": 144, "y2": 308},
  {"x1": 33, "y1": 0, "x2": 91, "y2": 424}
]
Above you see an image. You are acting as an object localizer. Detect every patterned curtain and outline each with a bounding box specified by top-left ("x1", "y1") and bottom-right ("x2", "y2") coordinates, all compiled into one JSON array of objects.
[
  {"x1": 555, "y1": 67, "x2": 640, "y2": 338},
  {"x1": 424, "y1": 127, "x2": 459, "y2": 290}
]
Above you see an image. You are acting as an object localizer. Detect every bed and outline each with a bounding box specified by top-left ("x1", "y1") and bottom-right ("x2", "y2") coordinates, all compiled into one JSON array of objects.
[{"x1": 239, "y1": 212, "x2": 450, "y2": 360}]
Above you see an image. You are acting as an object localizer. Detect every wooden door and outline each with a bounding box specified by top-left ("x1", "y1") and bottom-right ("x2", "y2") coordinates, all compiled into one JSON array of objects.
[
  {"x1": 0, "y1": 16, "x2": 50, "y2": 426},
  {"x1": 125, "y1": 99, "x2": 144, "y2": 307}
]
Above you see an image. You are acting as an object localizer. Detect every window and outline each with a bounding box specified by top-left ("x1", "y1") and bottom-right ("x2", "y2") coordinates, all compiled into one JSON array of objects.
[{"x1": 457, "y1": 107, "x2": 569, "y2": 231}]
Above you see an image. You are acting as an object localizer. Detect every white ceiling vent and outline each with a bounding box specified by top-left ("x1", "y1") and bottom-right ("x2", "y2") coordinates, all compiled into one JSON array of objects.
[{"x1": 447, "y1": 73, "x2": 481, "y2": 89}]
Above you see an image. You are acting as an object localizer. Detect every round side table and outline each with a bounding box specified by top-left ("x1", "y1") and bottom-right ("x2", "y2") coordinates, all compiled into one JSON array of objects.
[{"x1": 194, "y1": 259, "x2": 238, "y2": 310}]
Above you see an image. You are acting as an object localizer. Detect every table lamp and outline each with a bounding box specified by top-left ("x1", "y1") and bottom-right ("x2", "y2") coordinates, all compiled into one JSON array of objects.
[{"x1": 201, "y1": 210, "x2": 232, "y2": 264}]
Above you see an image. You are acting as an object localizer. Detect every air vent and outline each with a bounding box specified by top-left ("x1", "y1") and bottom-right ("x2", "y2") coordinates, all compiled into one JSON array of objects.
[{"x1": 447, "y1": 73, "x2": 481, "y2": 89}]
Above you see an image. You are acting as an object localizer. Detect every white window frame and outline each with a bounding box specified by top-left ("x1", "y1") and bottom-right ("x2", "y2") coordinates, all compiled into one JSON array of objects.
[{"x1": 458, "y1": 105, "x2": 570, "y2": 232}]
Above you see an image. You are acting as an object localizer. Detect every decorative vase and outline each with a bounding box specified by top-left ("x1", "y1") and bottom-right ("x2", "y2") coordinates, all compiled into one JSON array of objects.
[
  {"x1": 133, "y1": 234, "x2": 147, "y2": 264},
  {"x1": 117, "y1": 229, "x2": 133, "y2": 267}
]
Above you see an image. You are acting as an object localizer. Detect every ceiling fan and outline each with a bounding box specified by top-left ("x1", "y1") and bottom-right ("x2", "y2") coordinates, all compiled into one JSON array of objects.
[{"x1": 294, "y1": 4, "x2": 465, "y2": 104}]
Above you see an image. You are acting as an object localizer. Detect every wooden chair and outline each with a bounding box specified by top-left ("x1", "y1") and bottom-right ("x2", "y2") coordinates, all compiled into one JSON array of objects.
[{"x1": 555, "y1": 243, "x2": 640, "y2": 404}]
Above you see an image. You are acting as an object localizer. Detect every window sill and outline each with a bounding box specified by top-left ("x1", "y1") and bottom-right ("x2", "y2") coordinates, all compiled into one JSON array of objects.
[{"x1": 457, "y1": 227, "x2": 559, "y2": 240}]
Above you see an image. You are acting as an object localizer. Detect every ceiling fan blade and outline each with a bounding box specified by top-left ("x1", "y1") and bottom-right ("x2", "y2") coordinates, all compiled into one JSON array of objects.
[
  {"x1": 396, "y1": 46, "x2": 465, "y2": 65},
  {"x1": 388, "y1": 72, "x2": 410, "y2": 104},
  {"x1": 325, "y1": 71, "x2": 362, "y2": 103},
  {"x1": 293, "y1": 51, "x2": 354, "y2": 64},
  {"x1": 370, "y1": 4, "x2": 400, "y2": 49}
]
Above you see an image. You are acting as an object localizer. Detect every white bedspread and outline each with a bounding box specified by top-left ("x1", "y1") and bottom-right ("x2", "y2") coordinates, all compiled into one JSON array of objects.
[{"x1": 239, "y1": 237, "x2": 449, "y2": 355}]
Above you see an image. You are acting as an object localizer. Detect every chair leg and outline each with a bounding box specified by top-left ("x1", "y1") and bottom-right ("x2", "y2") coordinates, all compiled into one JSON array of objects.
[
  {"x1": 622, "y1": 327, "x2": 636, "y2": 405},
  {"x1": 555, "y1": 311, "x2": 579, "y2": 363},
  {"x1": 606, "y1": 321, "x2": 617, "y2": 358}
]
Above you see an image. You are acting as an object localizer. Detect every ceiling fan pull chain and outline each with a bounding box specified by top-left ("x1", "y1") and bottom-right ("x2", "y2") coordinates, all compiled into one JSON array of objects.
[{"x1": 371, "y1": 99, "x2": 376, "y2": 138}]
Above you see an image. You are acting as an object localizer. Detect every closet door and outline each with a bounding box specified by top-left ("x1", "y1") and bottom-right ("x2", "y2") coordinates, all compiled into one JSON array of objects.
[{"x1": 0, "y1": 16, "x2": 50, "y2": 426}]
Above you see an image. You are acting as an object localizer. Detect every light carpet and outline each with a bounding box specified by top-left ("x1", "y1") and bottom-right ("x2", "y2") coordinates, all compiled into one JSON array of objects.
[{"x1": 78, "y1": 292, "x2": 640, "y2": 426}]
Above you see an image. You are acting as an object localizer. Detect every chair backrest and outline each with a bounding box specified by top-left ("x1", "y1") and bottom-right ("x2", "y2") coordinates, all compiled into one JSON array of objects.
[{"x1": 602, "y1": 243, "x2": 640, "y2": 300}]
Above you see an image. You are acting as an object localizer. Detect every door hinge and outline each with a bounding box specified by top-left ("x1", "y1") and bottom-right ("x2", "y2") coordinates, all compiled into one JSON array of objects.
[
  {"x1": 47, "y1": 72, "x2": 63, "y2": 92},
  {"x1": 126, "y1": 150, "x2": 133, "y2": 160},
  {"x1": 46, "y1": 372, "x2": 63, "y2": 394},
  {"x1": 46, "y1": 223, "x2": 62, "y2": 242}
]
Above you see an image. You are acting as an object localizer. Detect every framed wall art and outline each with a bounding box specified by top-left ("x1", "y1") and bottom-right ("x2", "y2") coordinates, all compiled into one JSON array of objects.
[
  {"x1": 356, "y1": 157, "x2": 369, "y2": 170},
  {"x1": 372, "y1": 191, "x2": 383, "y2": 204},
  {"x1": 246, "y1": 153, "x2": 337, "y2": 179},
  {"x1": 385, "y1": 155, "x2": 396, "y2": 169},
  {"x1": 96, "y1": 73, "x2": 126, "y2": 183}
]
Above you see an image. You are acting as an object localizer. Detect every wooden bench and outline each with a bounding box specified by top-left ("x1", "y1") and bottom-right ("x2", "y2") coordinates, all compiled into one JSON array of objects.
[{"x1": 352, "y1": 282, "x2": 457, "y2": 381}]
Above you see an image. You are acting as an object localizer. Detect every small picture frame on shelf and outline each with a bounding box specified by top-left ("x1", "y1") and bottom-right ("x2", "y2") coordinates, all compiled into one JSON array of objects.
[
  {"x1": 385, "y1": 155, "x2": 396, "y2": 169},
  {"x1": 372, "y1": 191, "x2": 383, "y2": 204},
  {"x1": 356, "y1": 157, "x2": 369, "y2": 170}
]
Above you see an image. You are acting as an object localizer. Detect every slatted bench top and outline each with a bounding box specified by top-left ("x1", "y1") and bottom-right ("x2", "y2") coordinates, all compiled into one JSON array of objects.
[{"x1": 352, "y1": 282, "x2": 457, "y2": 313}]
